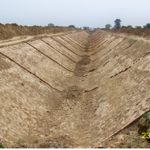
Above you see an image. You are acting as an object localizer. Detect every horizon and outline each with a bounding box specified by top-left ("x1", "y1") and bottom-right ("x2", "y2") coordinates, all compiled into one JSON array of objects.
[{"x1": 0, "y1": 0, "x2": 150, "y2": 28}]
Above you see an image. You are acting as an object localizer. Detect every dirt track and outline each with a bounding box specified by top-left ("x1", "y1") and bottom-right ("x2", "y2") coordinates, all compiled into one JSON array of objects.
[{"x1": 0, "y1": 26, "x2": 150, "y2": 148}]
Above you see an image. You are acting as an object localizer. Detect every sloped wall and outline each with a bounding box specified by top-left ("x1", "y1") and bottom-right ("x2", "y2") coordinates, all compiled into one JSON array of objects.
[{"x1": 0, "y1": 30, "x2": 150, "y2": 148}]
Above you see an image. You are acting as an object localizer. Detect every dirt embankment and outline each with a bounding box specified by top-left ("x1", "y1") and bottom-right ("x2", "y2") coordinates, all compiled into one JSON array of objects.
[
  {"x1": 110, "y1": 26, "x2": 150, "y2": 38},
  {"x1": 0, "y1": 23, "x2": 79, "y2": 40},
  {"x1": 1, "y1": 27, "x2": 150, "y2": 148}
]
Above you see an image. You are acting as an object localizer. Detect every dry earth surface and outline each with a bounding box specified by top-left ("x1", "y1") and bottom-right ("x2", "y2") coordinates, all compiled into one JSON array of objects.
[{"x1": 0, "y1": 25, "x2": 150, "y2": 148}]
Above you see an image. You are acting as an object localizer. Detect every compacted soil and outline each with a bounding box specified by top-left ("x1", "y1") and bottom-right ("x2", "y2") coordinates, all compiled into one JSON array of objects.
[{"x1": 0, "y1": 25, "x2": 150, "y2": 148}]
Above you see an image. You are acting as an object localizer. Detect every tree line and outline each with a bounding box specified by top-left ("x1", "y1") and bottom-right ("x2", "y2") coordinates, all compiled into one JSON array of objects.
[
  {"x1": 47, "y1": 20, "x2": 150, "y2": 30},
  {"x1": 47, "y1": 23, "x2": 75, "y2": 28},
  {"x1": 105, "y1": 19, "x2": 150, "y2": 29}
]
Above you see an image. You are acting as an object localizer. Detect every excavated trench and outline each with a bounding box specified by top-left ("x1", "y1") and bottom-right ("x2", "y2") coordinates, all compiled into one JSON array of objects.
[{"x1": 0, "y1": 30, "x2": 150, "y2": 148}]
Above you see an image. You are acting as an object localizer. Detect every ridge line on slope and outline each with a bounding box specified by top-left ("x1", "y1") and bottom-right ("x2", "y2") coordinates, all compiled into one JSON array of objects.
[
  {"x1": 51, "y1": 37, "x2": 83, "y2": 56},
  {"x1": 63, "y1": 36, "x2": 86, "y2": 49},
  {"x1": 90, "y1": 40, "x2": 108, "y2": 53},
  {"x1": 98, "y1": 108, "x2": 150, "y2": 147},
  {"x1": 0, "y1": 52, "x2": 62, "y2": 92},
  {"x1": 69, "y1": 35, "x2": 87, "y2": 45},
  {"x1": 60, "y1": 36, "x2": 85, "y2": 52},
  {"x1": 27, "y1": 42, "x2": 74, "y2": 73},
  {"x1": 41, "y1": 39, "x2": 77, "y2": 63},
  {"x1": 89, "y1": 36, "x2": 106, "y2": 49},
  {"x1": 91, "y1": 38, "x2": 126, "y2": 58}
]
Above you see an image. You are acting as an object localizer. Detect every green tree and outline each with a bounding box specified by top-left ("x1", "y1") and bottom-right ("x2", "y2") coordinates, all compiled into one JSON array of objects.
[
  {"x1": 114, "y1": 19, "x2": 121, "y2": 29},
  {"x1": 105, "y1": 24, "x2": 111, "y2": 29},
  {"x1": 48, "y1": 23, "x2": 54, "y2": 27},
  {"x1": 128, "y1": 25, "x2": 132, "y2": 28},
  {"x1": 68, "y1": 25, "x2": 75, "y2": 28},
  {"x1": 146, "y1": 23, "x2": 150, "y2": 29}
]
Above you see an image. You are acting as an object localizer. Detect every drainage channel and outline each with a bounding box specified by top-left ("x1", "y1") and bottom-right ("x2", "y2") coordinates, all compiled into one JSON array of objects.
[{"x1": 1, "y1": 30, "x2": 150, "y2": 148}]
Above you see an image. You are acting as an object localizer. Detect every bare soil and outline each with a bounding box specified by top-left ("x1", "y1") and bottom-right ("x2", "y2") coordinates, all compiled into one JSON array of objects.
[
  {"x1": 0, "y1": 26, "x2": 150, "y2": 148},
  {"x1": 102, "y1": 112, "x2": 150, "y2": 148},
  {"x1": 0, "y1": 23, "x2": 79, "y2": 40},
  {"x1": 110, "y1": 26, "x2": 150, "y2": 38}
]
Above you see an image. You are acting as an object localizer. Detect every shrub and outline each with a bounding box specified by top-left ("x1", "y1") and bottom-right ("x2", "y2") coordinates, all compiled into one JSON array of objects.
[
  {"x1": 143, "y1": 112, "x2": 150, "y2": 128},
  {"x1": 0, "y1": 143, "x2": 4, "y2": 148}
]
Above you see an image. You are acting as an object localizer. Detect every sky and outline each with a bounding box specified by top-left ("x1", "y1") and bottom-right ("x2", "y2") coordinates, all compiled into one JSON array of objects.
[{"x1": 0, "y1": 0, "x2": 150, "y2": 28}]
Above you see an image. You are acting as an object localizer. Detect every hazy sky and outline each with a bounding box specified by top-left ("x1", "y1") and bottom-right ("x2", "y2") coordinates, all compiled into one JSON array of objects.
[{"x1": 0, "y1": 0, "x2": 150, "y2": 28}]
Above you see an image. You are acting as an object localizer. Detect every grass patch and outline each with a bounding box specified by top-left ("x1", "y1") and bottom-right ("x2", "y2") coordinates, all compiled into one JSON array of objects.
[
  {"x1": 0, "y1": 143, "x2": 4, "y2": 148},
  {"x1": 16, "y1": 140, "x2": 25, "y2": 145},
  {"x1": 33, "y1": 140, "x2": 39, "y2": 144},
  {"x1": 124, "y1": 143, "x2": 132, "y2": 148},
  {"x1": 132, "y1": 137, "x2": 141, "y2": 142},
  {"x1": 143, "y1": 112, "x2": 150, "y2": 128},
  {"x1": 128, "y1": 39, "x2": 136, "y2": 45},
  {"x1": 127, "y1": 144, "x2": 131, "y2": 148}
]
